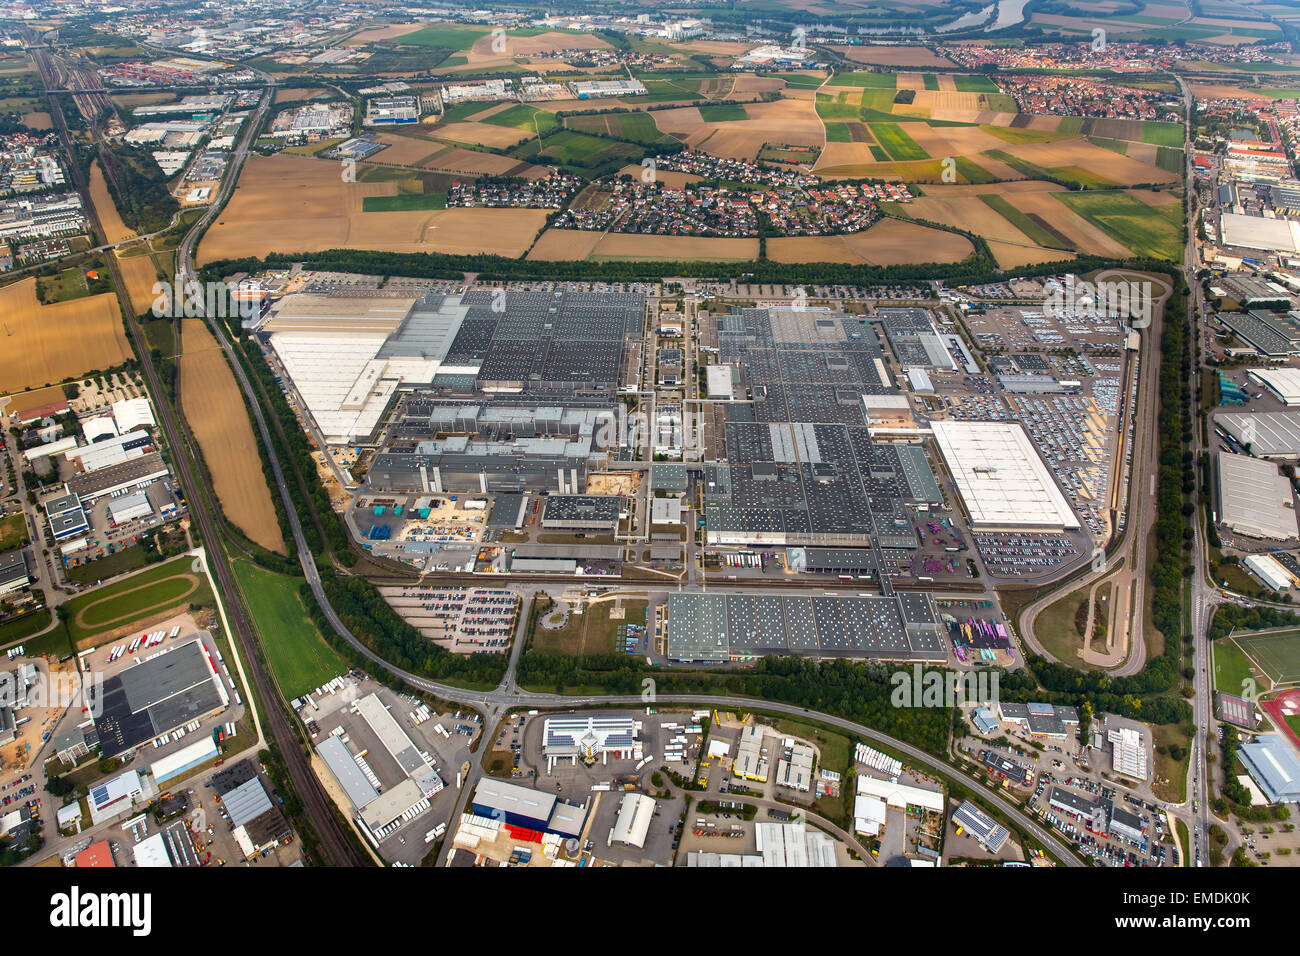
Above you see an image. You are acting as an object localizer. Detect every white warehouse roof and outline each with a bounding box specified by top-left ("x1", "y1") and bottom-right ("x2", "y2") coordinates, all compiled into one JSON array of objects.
[
  {"x1": 1217, "y1": 451, "x2": 1298, "y2": 540},
  {"x1": 931, "y1": 420, "x2": 1079, "y2": 531},
  {"x1": 611, "y1": 792, "x2": 655, "y2": 848},
  {"x1": 1249, "y1": 367, "x2": 1300, "y2": 405},
  {"x1": 1245, "y1": 552, "x2": 1296, "y2": 591}
]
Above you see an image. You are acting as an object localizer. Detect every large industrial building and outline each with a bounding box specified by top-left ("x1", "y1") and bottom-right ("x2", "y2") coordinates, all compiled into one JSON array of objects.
[
  {"x1": 1219, "y1": 211, "x2": 1300, "y2": 254},
  {"x1": 1217, "y1": 451, "x2": 1299, "y2": 540},
  {"x1": 92, "y1": 640, "x2": 228, "y2": 759},
  {"x1": 931, "y1": 420, "x2": 1079, "y2": 531},
  {"x1": 666, "y1": 591, "x2": 947, "y2": 663},
  {"x1": 1218, "y1": 411, "x2": 1300, "y2": 458},
  {"x1": 1238, "y1": 735, "x2": 1300, "y2": 803},
  {"x1": 952, "y1": 800, "x2": 1010, "y2": 853},
  {"x1": 1249, "y1": 367, "x2": 1300, "y2": 405}
]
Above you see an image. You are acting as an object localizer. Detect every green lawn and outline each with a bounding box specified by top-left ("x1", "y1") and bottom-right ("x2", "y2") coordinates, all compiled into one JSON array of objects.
[
  {"x1": 955, "y1": 74, "x2": 1001, "y2": 93},
  {"x1": 1236, "y1": 627, "x2": 1300, "y2": 685},
  {"x1": 532, "y1": 129, "x2": 639, "y2": 167},
  {"x1": 698, "y1": 103, "x2": 749, "y2": 122},
  {"x1": 65, "y1": 544, "x2": 149, "y2": 585},
  {"x1": 0, "y1": 512, "x2": 28, "y2": 550},
  {"x1": 362, "y1": 193, "x2": 447, "y2": 212},
  {"x1": 1053, "y1": 191, "x2": 1183, "y2": 260},
  {"x1": 869, "y1": 122, "x2": 929, "y2": 161},
  {"x1": 232, "y1": 561, "x2": 346, "y2": 699},
  {"x1": 1213, "y1": 637, "x2": 1254, "y2": 695},
  {"x1": 0, "y1": 607, "x2": 53, "y2": 649},
  {"x1": 64, "y1": 556, "x2": 211, "y2": 643}
]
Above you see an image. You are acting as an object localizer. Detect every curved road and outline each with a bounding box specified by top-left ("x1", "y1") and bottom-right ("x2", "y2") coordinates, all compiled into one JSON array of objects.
[{"x1": 164, "y1": 82, "x2": 1084, "y2": 868}]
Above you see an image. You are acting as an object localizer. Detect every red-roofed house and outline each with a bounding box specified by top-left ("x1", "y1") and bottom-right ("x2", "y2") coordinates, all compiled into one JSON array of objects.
[{"x1": 75, "y1": 840, "x2": 115, "y2": 867}]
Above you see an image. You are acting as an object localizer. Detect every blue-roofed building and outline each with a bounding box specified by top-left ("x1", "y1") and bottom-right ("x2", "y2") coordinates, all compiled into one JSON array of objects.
[
  {"x1": 971, "y1": 706, "x2": 998, "y2": 735},
  {"x1": 952, "y1": 800, "x2": 1010, "y2": 853},
  {"x1": 471, "y1": 778, "x2": 556, "y2": 830},
  {"x1": 1238, "y1": 734, "x2": 1300, "y2": 803}
]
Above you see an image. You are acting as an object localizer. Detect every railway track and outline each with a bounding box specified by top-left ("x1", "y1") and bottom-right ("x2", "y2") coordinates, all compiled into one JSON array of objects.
[{"x1": 30, "y1": 45, "x2": 367, "y2": 867}]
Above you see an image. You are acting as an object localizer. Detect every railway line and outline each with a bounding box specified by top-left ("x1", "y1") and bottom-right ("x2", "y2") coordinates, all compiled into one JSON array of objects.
[{"x1": 30, "y1": 43, "x2": 368, "y2": 868}]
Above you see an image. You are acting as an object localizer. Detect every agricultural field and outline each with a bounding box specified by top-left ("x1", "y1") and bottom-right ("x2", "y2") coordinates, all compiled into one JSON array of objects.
[
  {"x1": 179, "y1": 319, "x2": 287, "y2": 554},
  {"x1": 830, "y1": 45, "x2": 955, "y2": 68},
  {"x1": 115, "y1": 248, "x2": 162, "y2": 316},
  {"x1": 654, "y1": 98, "x2": 823, "y2": 159},
  {"x1": 232, "y1": 561, "x2": 345, "y2": 699},
  {"x1": 65, "y1": 556, "x2": 212, "y2": 646},
  {"x1": 1054, "y1": 191, "x2": 1184, "y2": 260},
  {"x1": 89, "y1": 159, "x2": 135, "y2": 244},
  {"x1": 765, "y1": 219, "x2": 975, "y2": 265},
  {"x1": 565, "y1": 111, "x2": 678, "y2": 147},
  {"x1": 528, "y1": 229, "x2": 759, "y2": 262},
  {"x1": 197, "y1": 154, "x2": 549, "y2": 262},
  {"x1": 870, "y1": 122, "x2": 929, "y2": 161},
  {"x1": 0, "y1": 278, "x2": 132, "y2": 394}
]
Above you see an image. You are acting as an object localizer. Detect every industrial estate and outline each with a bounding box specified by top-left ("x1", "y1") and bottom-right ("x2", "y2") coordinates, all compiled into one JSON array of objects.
[{"x1": 0, "y1": 0, "x2": 1297, "y2": 914}]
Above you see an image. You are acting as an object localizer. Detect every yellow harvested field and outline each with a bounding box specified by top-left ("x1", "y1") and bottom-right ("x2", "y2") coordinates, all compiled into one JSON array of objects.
[
  {"x1": 590, "y1": 234, "x2": 759, "y2": 261},
  {"x1": 1010, "y1": 138, "x2": 1179, "y2": 184},
  {"x1": 372, "y1": 132, "x2": 445, "y2": 165},
  {"x1": 527, "y1": 228, "x2": 605, "y2": 261},
  {"x1": 198, "y1": 154, "x2": 548, "y2": 262},
  {"x1": 345, "y1": 22, "x2": 427, "y2": 44},
  {"x1": 985, "y1": 240, "x2": 1075, "y2": 268},
  {"x1": 616, "y1": 164, "x2": 701, "y2": 188},
  {"x1": 1190, "y1": 81, "x2": 1264, "y2": 100},
  {"x1": 115, "y1": 250, "x2": 162, "y2": 315},
  {"x1": 655, "y1": 98, "x2": 822, "y2": 159},
  {"x1": 274, "y1": 87, "x2": 329, "y2": 103},
  {"x1": 829, "y1": 45, "x2": 954, "y2": 67},
  {"x1": 433, "y1": 121, "x2": 533, "y2": 148},
  {"x1": 419, "y1": 145, "x2": 549, "y2": 177},
  {"x1": 909, "y1": 90, "x2": 983, "y2": 112},
  {"x1": 473, "y1": 30, "x2": 611, "y2": 55},
  {"x1": 0, "y1": 278, "x2": 132, "y2": 393},
  {"x1": 180, "y1": 319, "x2": 286, "y2": 554},
  {"x1": 766, "y1": 219, "x2": 972, "y2": 265},
  {"x1": 90, "y1": 160, "x2": 135, "y2": 244}
]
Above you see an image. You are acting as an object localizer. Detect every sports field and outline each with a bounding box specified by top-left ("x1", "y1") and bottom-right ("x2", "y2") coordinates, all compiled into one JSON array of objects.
[
  {"x1": 1213, "y1": 637, "x2": 1257, "y2": 695},
  {"x1": 1234, "y1": 627, "x2": 1300, "y2": 687},
  {"x1": 232, "y1": 561, "x2": 345, "y2": 699},
  {"x1": 66, "y1": 557, "x2": 212, "y2": 645},
  {"x1": 180, "y1": 320, "x2": 287, "y2": 554},
  {"x1": 0, "y1": 277, "x2": 132, "y2": 394}
]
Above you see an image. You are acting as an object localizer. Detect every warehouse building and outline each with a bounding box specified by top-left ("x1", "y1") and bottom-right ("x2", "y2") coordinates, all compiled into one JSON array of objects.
[
  {"x1": 66, "y1": 452, "x2": 170, "y2": 502},
  {"x1": 1218, "y1": 411, "x2": 1300, "y2": 458},
  {"x1": 775, "y1": 741, "x2": 815, "y2": 792},
  {"x1": 43, "y1": 488, "x2": 88, "y2": 542},
  {"x1": 471, "y1": 778, "x2": 557, "y2": 830},
  {"x1": 1245, "y1": 552, "x2": 1296, "y2": 591},
  {"x1": 610, "y1": 792, "x2": 655, "y2": 848},
  {"x1": 541, "y1": 495, "x2": 622, "y2": 531},
  {"x1": 542, "y1": 715, "x2": 638, "y2": 768},
  {"x1": 1109, "y1": 805, "x2": 1145, "y2": 843},
  {"x1": 931, "y1": 420, "x2": 1079, "y2": 531},
  {"x1": 0, "y1": 549, "x2": 29, "y2": 596},
  {"x1": 1216, "y1": 310, "x2": 1300, "y2": 357},
  {"x1": 151, "y1": 736, "x2": 218, "y2": 784},
  {"x1": 88, "y1": 771, "x2": 148, "y2": 825},
  {"x1": 1219, "y1": 211, "x2": 1300, "y2": 254},
  {"x1": 1238, "y1": 735, "x2": 1300, "y2": 803},
  {"x1": 980, "y1": 751, "x2": 1029, "y2": 786},
  {"x1": 666, "y1": 591, "x2": 947, "y2": 663},
  {"x1": 996, "y1": 702, "x2": 1079, "y2": 737},
  {"x1": 364, "y1": 95, "x2": 419, "y2": 124},
  {"x1": 92, "y1": 640, "x2": 228, "y2": 758},
  {"x1": 733, "y1": 724, "x2": 769, "y2": 783},
  {"x1": 952, "y1": 800, "x2": 1010, "y2": 853},
  {"x1": 1217, "y1": 451, "x2": 1299, "y2": 540}
]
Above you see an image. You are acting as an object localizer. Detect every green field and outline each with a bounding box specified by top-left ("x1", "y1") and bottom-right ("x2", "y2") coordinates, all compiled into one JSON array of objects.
[
  {"x1": 439, "y1": 100, "x2": 494, "y2": 123},
  {"x1": 563, "y1": 111, "x2": 675, "y2": 146},
  {"x1": 0, "y1": 607, "x2": 52, "y2": 649},
  {"x1": 825, "y1": 122, "x2": 852, "y2": 142},
  {"x1": 1054, "y1": 191, "x2": 1183, "y2": 260},
  {"x1": 869, "y1": 122, "x2": 929, "y2": 161},
  {"x1": 63, "y1": 556, "x2": 212, "y2": 642},
  {"x1": 481, "y1": 103, "x2": 559, "y2": 135},
  {"x1": 361, "y1": 193, "x2": 447, "y2": 212},
  {"x1": 981, "y1": 192, "x2": 1077, "y2": 249},
  {"x1": 1235, "y1": 627, "x2": 1300, "y2": 686},
  {"x1": 954, "y1": 74, "x2": 1000, "y2": 93},
  {"x1": 391, "y1": 25, "x2": 492, "y2": 50},
  {"x1": 775, "y1": 72, "x2": 826, "y2": 90},
  {"x1": 232, "y1": 561, "x2": 346, "y2": 699},
  {"x1": 1214, "y1": 637, "x2": 1256, "y2": 695},
  {"x1": 698, "y1": 103, "x2": 749, "y2": 122},
  {"x1": 831, "y1": 72, "x2": 897, "y2": 89},
  {"x1": 0, "y1": 512, "x2": 28, "y2": 550},
  {"x1": 954, "y1": 157, "x2": 996, "y2": 184},
  {"x1": 869, "y1": 144, "x2": 889, "y2": 161},
  {"x1": 1141, "y1": 120, "x2": 1185, "y2": 147},
  {"x1": 922, "y1": 74, "x2": 939, "y2": 91},
  {"x1": 530, "y1": 129, "x2": 639, "y2": 168}
]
